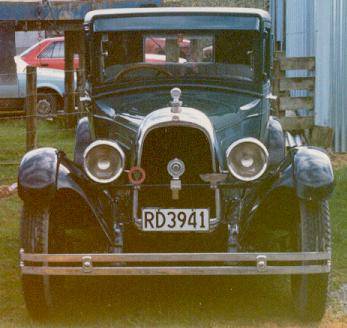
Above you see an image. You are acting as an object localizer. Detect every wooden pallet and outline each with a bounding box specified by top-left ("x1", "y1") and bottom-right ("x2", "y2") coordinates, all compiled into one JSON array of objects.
[{"x1": 0, "y1": 98, "x2": 25, "y2": 117}]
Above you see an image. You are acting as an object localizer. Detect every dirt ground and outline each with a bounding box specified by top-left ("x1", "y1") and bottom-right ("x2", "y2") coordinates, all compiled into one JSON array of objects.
[{"x1": 330, "y1": 153, "x2": 347, "y2": 170}]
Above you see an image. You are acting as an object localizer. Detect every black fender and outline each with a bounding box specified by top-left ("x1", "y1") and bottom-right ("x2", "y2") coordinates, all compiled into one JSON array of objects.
[
  {"x1": 264, "y1": 116, "x2": 285, "y2": 170},
  {"x1": 74, "y1": 116, "x2": 93, "y2": 166},
  {"x1": 292, "y1": 147, "x2": 334, "y2": 201},
  {"x1": 18, "y1": 147, "x2": 113, "y2": 243},
  {"x1": 18, "y1": 147, "x2": 59, "y2": 203},
  {"x1": 18, "y1": 147, "x2": 91, "y2": 204},
  {"x1": 263, "y1": 146, "x2": 334, "y2": 201},
  {"x1": 240, "y1": 146, "x2": 334, "y2": 243}
]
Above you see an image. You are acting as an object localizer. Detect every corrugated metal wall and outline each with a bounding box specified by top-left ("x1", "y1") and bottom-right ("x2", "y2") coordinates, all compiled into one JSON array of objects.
[
  {"x1": 285, "y1": 0, "x2": 315, "y2": 57},
  {"x1": 285, "y1": 0, "x2": 315, "y2": 102},
  {"x1": 315, "y1": 0, "x2": 347, "y2": 151},
  {"x1": 326, "y1": 0, "x2": 347, "y2": 151},
  {"x1": 314, "y1": 0, "x2": 331, "y2": 128},
  {"x1": 270, "y1": 0, "x2": 347, "y2": 151}
]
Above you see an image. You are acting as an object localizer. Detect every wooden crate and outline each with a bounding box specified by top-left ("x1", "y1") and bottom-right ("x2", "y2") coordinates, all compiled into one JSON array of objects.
[{"x1": 272, "y1": 53, "x2": 315, "y2": 132}]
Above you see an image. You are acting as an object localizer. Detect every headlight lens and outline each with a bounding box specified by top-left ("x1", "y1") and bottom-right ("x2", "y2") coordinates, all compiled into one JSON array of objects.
[
  {"x1": 226, "y1": 138, "x2": 269, "y2": 181},
  {"x1": 83, "y1": 140, "x2": 125, "y2": 183}
]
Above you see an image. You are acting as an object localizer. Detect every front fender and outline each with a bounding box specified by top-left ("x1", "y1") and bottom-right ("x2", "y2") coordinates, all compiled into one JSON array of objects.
[
  {"x1": 18, "y1": 147, "x2": 59, "y2": 202},
  {"x1": 292, "y1": 147, "x2": 334, "y2": 201},
  {"x1": 239, "y1": 147, "x2": 334, "y2": 247},
  {"x1": 18, "y1": 147, "x2": 114, "y2": 243},
  {"x1": 18, "y1": 147, "x2": 96, "y2": 209},
  {"x1": 267, "y1": 147, "x2": 334, "y2": 201}
]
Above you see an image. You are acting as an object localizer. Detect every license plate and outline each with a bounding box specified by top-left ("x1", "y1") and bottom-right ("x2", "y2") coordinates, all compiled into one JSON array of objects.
[{"x1": 142, "y1": 208, "x2": 209, "y2": 232}]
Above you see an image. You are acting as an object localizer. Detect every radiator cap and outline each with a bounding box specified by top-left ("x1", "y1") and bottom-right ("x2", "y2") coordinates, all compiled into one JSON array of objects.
[{"x1": 170, "y1": 87, "x2": 182, "y2": 113}]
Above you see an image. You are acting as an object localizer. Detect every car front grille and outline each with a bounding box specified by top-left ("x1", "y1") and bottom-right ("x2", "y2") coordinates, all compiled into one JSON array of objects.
[{"x1": 138, "y1": 126, "x2": 215, "y2": 215}]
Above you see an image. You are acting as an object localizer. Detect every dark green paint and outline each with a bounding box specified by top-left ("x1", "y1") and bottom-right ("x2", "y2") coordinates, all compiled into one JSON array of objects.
[{"x1": 93, "y1": 88, "x2": 266, "y2": 169}]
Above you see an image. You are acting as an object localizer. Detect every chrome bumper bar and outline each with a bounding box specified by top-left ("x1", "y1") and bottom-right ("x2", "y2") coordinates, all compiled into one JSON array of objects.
[{"x1": 20, "y1": 249, "x2": 331, "y2": 276}]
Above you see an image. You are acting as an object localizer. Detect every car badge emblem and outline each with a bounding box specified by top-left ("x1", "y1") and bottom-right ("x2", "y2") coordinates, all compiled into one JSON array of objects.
[
  {"x1": 170, "y1": 87, "x2": 182, "y2": 113},
  {"x1": 167, "y1": 158, "x2": 185, "y2": 179},
  {"x1": 167, "y1": 158, "x2": 185, "y2": 200}
]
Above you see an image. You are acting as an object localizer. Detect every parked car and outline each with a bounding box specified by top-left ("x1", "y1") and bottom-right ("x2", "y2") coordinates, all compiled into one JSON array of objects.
[
  {"x1": 18, "y1": 36, "x2": 181, "y2": 70},
  {"x1": 15, "y1": 55, "x2": 76, "y2": 116},
  {"x1": 18, "y1": 7, "x2": 334, "y2": 322},
  {"x1": 14, "y1": 36, "x2": 174, "y2": 115},
  {"x1": 17, "y1": 36, "x2": 79, "y2": 71}
]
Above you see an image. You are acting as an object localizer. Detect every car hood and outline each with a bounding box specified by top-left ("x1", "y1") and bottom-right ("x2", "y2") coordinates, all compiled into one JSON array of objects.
[{"x1": 94, "y1": 88, "x2": 264, "y2": 169}]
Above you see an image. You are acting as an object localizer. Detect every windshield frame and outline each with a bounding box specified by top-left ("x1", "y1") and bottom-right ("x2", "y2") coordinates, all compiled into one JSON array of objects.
[{"x1": 87, "y1": 17, "x2": 268, "y2": 93}]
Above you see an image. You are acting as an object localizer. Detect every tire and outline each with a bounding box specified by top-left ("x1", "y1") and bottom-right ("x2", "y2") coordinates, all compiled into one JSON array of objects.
[
  {"x1": 37, "y1": 91, "x2": 58, "y2": 117},
  {"x1": 20, "y1": 204, "x2": 65, "y2": 320},
  {"x1": 291, "y1": 200, "x2": 331, "y2": 322}
]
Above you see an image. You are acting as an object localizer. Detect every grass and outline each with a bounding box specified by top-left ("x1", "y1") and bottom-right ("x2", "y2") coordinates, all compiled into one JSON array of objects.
[
  {"x1": 0, "y1": 118, "x2": 74, "y2": 184},
  {"x1": 0, "y1": 119, "x2": 346, "y2": 327}
]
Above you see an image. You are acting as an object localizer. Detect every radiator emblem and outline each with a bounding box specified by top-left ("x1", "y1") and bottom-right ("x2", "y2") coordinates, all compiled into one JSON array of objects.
[{"x1": 167, "y1": 158, "x2": 185, "y2": 200}]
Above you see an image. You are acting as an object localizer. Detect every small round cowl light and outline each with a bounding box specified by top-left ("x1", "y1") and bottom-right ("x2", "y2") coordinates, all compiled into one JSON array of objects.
[
  {"x1": 83, "y1": 140, "x2": 125, "y2": 184},
  {"x1": 226, "y1": 138, "x2": 269, "y2": 182}
]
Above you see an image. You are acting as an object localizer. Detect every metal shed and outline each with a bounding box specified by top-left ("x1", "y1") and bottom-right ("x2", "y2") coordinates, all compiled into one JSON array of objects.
[{"x1": 270, "y1": 0, "x2": 347, "y2": 152}]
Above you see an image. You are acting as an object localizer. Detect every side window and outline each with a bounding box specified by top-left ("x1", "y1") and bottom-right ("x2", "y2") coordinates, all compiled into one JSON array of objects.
[
  {"x1": 52, "y1": 42, "x2": 64, "y2": 58},
  {"x1": 38, "y1": 43, "x2": 55, "y2": 58}
]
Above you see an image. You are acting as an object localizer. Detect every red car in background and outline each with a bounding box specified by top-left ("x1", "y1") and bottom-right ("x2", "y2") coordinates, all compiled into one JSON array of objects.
[
  {"x1": 19, "y1": 36, "x2": 191, "y2": 70},
  {"x1": 19, "y1": 36, "x2": 79, "y2": 70}
]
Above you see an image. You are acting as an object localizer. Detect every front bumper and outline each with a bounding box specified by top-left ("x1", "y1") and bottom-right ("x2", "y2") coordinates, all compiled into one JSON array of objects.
[{"x1": 20, "y1": 249, "x2": 331, "y2": 276}]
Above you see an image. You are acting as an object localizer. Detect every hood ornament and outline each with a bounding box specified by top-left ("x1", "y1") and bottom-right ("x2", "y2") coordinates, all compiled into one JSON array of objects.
[{"x1": 170, "y1": 87, "x2": 182, "y2": 113}]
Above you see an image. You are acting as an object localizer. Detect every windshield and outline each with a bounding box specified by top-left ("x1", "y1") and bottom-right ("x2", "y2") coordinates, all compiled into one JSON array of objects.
[{"x1": 94, "y1": 31, "x2": 260, "y2": 85}]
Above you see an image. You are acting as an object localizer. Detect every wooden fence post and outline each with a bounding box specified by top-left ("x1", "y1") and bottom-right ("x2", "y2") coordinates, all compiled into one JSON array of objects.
[
  {"x1": 76, "y1": 31, "x2": 86, "y2": 114},
  {"x1": 64, "y1": 31, "x2": 75, "y2": 128},
  {"x1": 26, "y1": 66, "x2": 37, "y2": 151}
]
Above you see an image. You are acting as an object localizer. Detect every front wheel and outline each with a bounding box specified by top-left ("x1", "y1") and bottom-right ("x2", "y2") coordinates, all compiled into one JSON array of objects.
[
  {"x1": 20, "y1": 204, "x2": 65, "y2": 320},
  {"x1": 291, "y1": 200, "x2": 331, "y2": 322}
]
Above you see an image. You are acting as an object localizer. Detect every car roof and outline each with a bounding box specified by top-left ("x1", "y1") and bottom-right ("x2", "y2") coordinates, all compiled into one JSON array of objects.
[
  {"x1": 18, "y1": 36, "x2": 64, "y2": 57},
  {"x1": 84, "y1": 7, "x2": 271, "y2": 24}
]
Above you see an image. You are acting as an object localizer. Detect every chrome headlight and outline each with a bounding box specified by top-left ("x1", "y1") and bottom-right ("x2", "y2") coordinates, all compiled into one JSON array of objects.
[
  {"x1": 83, "y1": 140, "x2": 125, "y2": 184},
  {"x1": 226, "y1": 138, "x2": 269, "y2": 182}
]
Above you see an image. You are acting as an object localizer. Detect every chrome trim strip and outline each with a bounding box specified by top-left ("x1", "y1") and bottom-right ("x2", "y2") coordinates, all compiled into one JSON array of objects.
[
  {"x1": 135, "y1": 107, "x2": 217, "y2": 170},
  {"x1": 132, "y1": 106, "x2": 220, "y2": 230},
  {"x1": 240, "y1": 99, "x2": 261, "y2": 111},
  {"x1": 21, "y1": 251, "x2": 331, "y2": 263},
  {"x1": 21, "y1": 265, "x2": 331, "y2": 276}
]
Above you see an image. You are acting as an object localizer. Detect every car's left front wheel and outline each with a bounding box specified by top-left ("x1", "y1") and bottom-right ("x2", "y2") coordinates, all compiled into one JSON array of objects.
[{"x1": 291, "y1": 200, "x2": 331, "y2": 322}]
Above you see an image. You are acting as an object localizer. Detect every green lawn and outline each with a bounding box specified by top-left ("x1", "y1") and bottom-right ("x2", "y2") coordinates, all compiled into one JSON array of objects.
[
  {"x1": 0, "y1": 119, "x2": 75, "y2": 184},
  {"x1": 0, "y1": 119, "x2": 346, "y2": 327}
]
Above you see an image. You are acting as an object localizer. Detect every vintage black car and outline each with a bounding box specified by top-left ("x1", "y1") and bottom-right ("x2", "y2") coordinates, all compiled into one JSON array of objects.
[{"x1": 18, "y1": 7, "x2": 334, "y2": 321}]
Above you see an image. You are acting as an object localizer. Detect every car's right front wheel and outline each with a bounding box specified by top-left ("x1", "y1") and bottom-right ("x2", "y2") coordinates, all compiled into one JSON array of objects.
[
  {"x1": 20, "y1": 204, "x2": 65, "y2": 320},
  {"x1": 291, "y1": 200, "x2": 331, "y2": 322}
]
